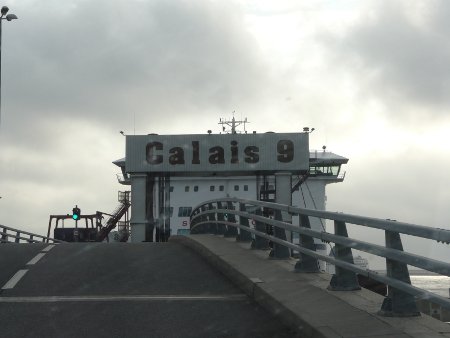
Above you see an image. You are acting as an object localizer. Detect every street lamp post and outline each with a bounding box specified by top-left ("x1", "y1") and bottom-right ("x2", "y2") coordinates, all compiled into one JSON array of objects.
[{"x1": 0, "y1": 6, "x2": 17, "y2": 126}]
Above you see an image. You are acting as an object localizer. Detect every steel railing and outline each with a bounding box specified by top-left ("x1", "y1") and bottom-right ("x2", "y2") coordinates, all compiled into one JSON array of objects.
[
  {"x1": 1, "y1": 224, "x2": 64, "y2": 244},
  {"x1": 189, "y1": 197, "x2": 450, "y2": 317}
]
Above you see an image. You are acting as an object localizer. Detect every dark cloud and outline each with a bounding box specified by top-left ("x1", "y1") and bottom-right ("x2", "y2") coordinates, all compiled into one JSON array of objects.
[
  {"x1": 2, "y1": 0, "x2": 268, "y2": 133},
  {"x1": 320, "y1": 0, "x2": 450, "y2": 116}
]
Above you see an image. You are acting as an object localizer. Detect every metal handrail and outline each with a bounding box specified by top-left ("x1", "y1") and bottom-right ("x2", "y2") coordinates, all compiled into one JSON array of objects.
[
  {"x1": 198, "y1": 208, "x2": 450, "y2": 276},
  {"x1": 189, "y1": 197, "x2": 450, "y2": 316},
  {"x1": 191, "y1": 197, "x2": 450, "y2": 243},
  {"x1": 0, "y1": 224, "x2": 64, "y2": 243}
]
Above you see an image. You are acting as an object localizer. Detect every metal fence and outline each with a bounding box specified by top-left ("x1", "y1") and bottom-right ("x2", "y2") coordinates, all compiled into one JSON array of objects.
[
  {"x1": 1, "y1": 224, "x2": 63, "y2": 244},
  {"x1": 190, "y1": 197, "x2": 450, "y2": 317}
]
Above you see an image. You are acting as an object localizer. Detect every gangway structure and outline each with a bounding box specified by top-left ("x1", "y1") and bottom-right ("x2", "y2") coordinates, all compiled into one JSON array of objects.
[
  {"x1": 96, "y1": 191, "x2": 131, "y2": 242},
  {"x1": 47, "y1": 191, "x2": 131, "y2": 242}
]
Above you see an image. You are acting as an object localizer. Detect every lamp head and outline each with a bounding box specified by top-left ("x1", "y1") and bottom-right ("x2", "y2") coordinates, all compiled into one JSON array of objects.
[
  {"x1": 1, "y1": 6, "x2": 9, "y2": 16},
  {"x1": 6, "y1": 14, "x2": 17, "y2": 21}
]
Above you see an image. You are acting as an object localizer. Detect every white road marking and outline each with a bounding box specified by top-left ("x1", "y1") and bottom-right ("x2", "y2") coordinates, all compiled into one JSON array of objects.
[
  {"x1": 26, "y1": 253, "x2": 46, "y2": 265},
  {"x1": 42, "y1": 245, "x2": 55, "y2": 252},
  {"x1": 1, "y1": 270, "x2": 28, "y2": 290},
  {"x1": 0, "y1": 294, "x2": 248, "y2": 303}
]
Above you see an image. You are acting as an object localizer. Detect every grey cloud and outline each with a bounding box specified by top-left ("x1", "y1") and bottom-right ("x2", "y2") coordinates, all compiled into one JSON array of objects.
[
  {"x1": 320, "y1": 0, "x2": 450, "y2": 115},
  {"x1": 327, "y1": 150, "x2": 450, "y2": 229},
  {"x1": 3, "y1": 0, "x2": 267, "y2": 132}
]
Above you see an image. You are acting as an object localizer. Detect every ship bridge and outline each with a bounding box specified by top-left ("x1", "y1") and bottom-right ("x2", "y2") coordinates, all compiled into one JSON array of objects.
[{"x1": 309, "y1": 149, "x2": 348, "y2": 181}]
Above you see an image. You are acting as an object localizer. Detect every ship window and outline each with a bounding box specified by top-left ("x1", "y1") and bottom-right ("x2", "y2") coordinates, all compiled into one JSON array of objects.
[
  {"x1": 170, "y1": 186, "x2": 174, "y2": 192},
  {"x1": 219, "y1": 185, "x2": 224, "y2": 191},
  {"x1": 331, "y1": 165, "x2": 340, "y2": 175},
  {"x1": 309, "y1": 165, "x2": 341, "y2": 176},
  {"x1": 244, "y1": 185, "x2": 248, "y2": 191},
  {"x1": 185, "y1": 186, "x2": 189, "y2": 192},
  {"x1": 194, "y1": 186, "x2": 199, "y2": 192},
  {"x1": 234, "y1": 185, "x2": 239, "y2": 191},
  {"x1": 178, "y1": 207, "x2": 192, "y2": 217},
  {"x1": 210, "y1": 185, "x2": 215, "y2": 192}
]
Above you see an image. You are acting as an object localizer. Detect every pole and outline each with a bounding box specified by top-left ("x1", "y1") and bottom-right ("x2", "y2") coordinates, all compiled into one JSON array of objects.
[
  {"x1": 0, "y1": 18, "x2": 3, "y2": 127},
  {"x1": 0, "y1": 8, "x2": 19, "y2": 128}
]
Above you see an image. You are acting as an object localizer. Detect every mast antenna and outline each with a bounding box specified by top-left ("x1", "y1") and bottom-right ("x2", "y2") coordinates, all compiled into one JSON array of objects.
[{"x1": 218, "y1": 112, "x2": 250, "y2": 134}]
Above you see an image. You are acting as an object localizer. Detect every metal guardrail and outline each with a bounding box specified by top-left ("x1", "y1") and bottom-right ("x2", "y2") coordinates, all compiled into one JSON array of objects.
[
  {"x1": 190, "y1": 197, "x2": 450, "y2": 317},
  {"x1": 0, "y1": 224, "x2": 64, "y2": 244}
]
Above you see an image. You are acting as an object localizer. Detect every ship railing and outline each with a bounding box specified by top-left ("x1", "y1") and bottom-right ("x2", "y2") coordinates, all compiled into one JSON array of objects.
[
  {"x1": 0, "y1": 224, "x2": 64, "y2": 244},
  {"x1": 118, "y1": 190, "x2": 131, "y2": 204},
  {"x1": 189, "y1": 197, "x2": 450, "y2": 318}
]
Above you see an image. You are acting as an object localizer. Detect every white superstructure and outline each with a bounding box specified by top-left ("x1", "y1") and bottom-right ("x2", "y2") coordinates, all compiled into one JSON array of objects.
[{"x1": 113, "y1": 119, "x2": 348, "y2": 270}]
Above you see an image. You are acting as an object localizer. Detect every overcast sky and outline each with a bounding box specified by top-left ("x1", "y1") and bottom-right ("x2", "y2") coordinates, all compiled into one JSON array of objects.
[{"x1": 0, "y1": 0, "x2": 449, "y2": 267}]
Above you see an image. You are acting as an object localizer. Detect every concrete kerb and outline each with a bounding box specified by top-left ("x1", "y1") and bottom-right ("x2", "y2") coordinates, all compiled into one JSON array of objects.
[
  {"x1": 170, "y1": 234, "x2": 450, "y2": 338},
  {"x1": 170, "y1": 235, "x2": 313, "y2": 337}
]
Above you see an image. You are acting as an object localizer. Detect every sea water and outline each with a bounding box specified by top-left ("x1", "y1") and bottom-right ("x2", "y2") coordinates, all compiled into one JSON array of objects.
[{"x1": 410, "y1": 275, "x2": 450, "y2": 298}]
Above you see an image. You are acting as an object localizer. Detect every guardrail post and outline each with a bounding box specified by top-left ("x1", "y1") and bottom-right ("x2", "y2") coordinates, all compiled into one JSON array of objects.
[
  {"x1": 28, "y1": 235, "x2": 34, "y2": 243},
  {"x1": 378, "y1": 230, "x2": 420, "y2": 317},
  {"x1": 216, "y1": 202, "x2": 226, "y2": 235},
  {"x1": 271, "y1": 172, "x2": 292, "y2": 259},
  {"x1": 207, "y1": 203, "x2": 217, "y2": 234},
  {"x1": 190, "y1": 209, "x2": 198, "y2": 233},
  {"x1": 270, "y1": 209, "x2": 290, "y2": 259},
  {"x1": 190, "y1": 208, "x2": 205, "y2": 234},
  {"x1": 224, "y1": 201, "x2": 238, "y2": 238},
  {"x1": 327, "y1": 221, "x2": 360, "y2": 290},
  {"x1": 15, "y1": 232, "x2": 20, "y2": 243},
  {"x1": 201, "y1": 205, "x2": 210, "y2": 233},
  {"x1": 295, "y1": 215, "x2": 320, "y2": 272},
  {"x1": 1, "y1": 227, "x2": 7, "y2": 242},
  {"x1": 251, "y1": 208, "x2": 270, "y2": 250},
  {"x1": 237, "y1": 203, "x2": 252, "y2": 242}
]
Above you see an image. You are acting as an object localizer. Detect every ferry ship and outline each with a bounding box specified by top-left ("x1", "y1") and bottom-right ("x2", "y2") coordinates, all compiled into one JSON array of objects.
[
  {"x1": 326, "y1": 250, "x2": 369, "y2": 274},
  {"x1": 113, "y1": 117, "x2": 348, "y2": 269}
]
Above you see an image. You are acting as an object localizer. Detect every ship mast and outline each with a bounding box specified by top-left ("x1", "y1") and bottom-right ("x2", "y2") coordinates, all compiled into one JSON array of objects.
[{"x1": 218, "y1": 113, "x2": 249, "y2": 134}]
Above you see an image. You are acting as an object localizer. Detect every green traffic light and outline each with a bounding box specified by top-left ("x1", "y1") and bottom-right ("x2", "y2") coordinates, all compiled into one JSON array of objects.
[{"x1": 72, "y1": 206, "x2": 81, "y2": 220}]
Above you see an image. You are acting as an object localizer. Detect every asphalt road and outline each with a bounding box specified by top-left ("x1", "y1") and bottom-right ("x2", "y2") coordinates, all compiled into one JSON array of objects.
[{"x1": 0, "y1": 242, "x2": 297, "y2": 337}]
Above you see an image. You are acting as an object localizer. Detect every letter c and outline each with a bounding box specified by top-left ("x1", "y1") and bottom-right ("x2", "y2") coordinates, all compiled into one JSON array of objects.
[{"x1": 146, "y1": 142, "x2": 163, "y2": 164}]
